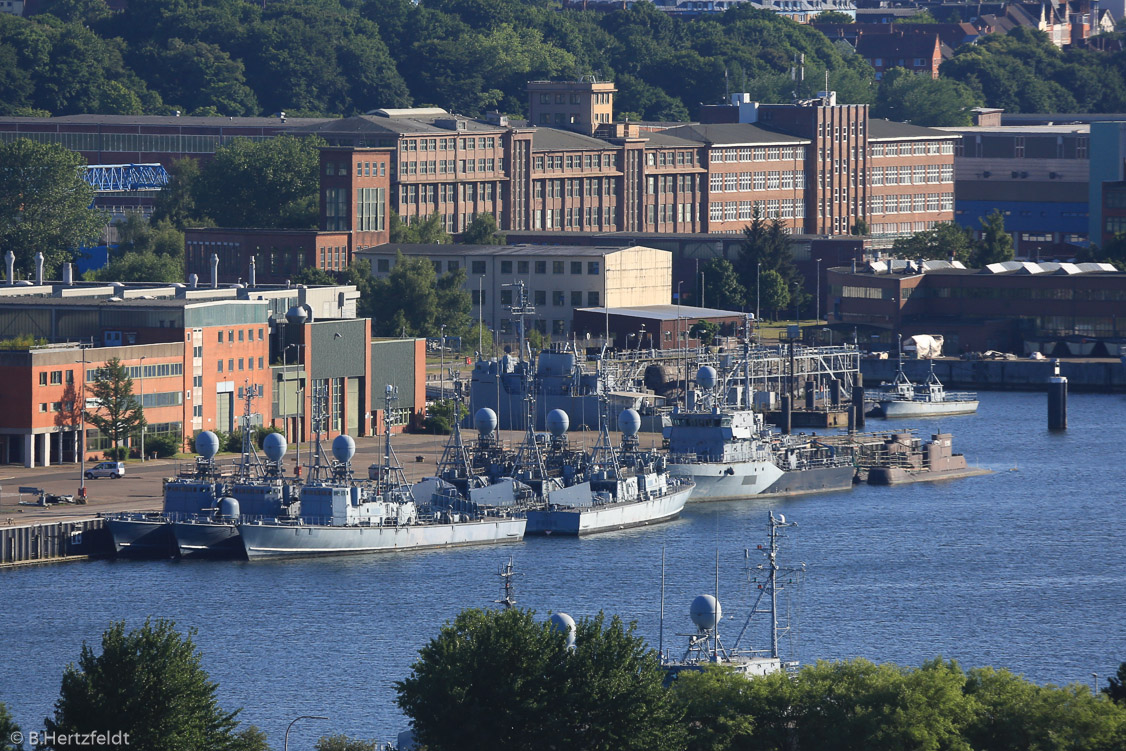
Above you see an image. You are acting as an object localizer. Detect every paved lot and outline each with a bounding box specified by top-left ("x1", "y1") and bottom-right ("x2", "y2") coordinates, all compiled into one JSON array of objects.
[{"x1": 0, "y1": 428, "x2": 663, "y2": 526}]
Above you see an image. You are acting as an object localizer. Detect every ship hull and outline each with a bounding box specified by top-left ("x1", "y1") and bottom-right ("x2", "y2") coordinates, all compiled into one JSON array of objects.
[
  {"x1": 238, "y1": 517, "x2": 526, "y2": 560},
  {"x1": 106, "y1": 518, "x2": 176, "y2": 558},
  {"x1": 669, "y1": 461, "x2": 854, "y2": 501},
  {"x1": 879, "y1": 398, "x2": 979, "y2": 418},
  {"x1": 525, "y1": 484, "x2": 691, "y2": 536},
  {"x1": 171, "y1": 521, "x2": 245, "y2": 560}
]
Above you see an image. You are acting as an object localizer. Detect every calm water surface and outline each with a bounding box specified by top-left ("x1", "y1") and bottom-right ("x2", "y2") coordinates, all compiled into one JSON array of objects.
[{"x1": 2, "y1": 392, "x2": 1124, "y2": 748}]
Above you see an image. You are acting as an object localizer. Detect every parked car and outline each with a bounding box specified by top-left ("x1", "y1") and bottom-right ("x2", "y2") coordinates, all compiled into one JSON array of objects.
[{"x1": 85, "y1": 461, "x2": 125, "y2": 479}]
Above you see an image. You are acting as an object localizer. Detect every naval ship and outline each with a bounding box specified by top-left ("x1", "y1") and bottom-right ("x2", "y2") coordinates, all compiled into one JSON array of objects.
[
  {"x1": 104, "y1": 431, "x2": 225, "y2": 558},
  {"x1": 237, "y1": 385, "x2": 526, "y2": 560},
  {"x1": 523, "y1": 405, "x2": 693, "y2": 536},
  {"x1": 664, "y1": 366, "x2": 855, "y2": 502}
]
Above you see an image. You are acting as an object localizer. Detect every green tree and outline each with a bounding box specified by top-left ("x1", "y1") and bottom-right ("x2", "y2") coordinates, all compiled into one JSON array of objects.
[
  {"x1": 972, "y1": 209, "x2": 1015, "y2": 267},
  {"x1": 466, "y1": 322, "x2": 494, "y2": 355},
  {"x1": 425, "y1": 398, "x2": 468, "y2": 434},
  {"x1": 671, "y1": 666, "x2": 757, "y2": 751},
  {"x1": 460, "y1": 212, "x2": 506, "y2": 245},
  {"x1": 377, "y1": 251, "x2": 438, "y2": 336},
  {"x1": 84, "y1": 357, "x2": 145, "y2": 457},
  {"x1": 872, "y1": 68, "x2": 981, "y2": 127},
  {"x1": 1103, "y1": 662, "x2": 1126, "y2": 705},
  {"x1": 193, "y1": 135, "x2": 325, "y2": 229},
  {"x1": 759, "y1": 268, "x2": 790, "y2": 321},
  {"x1": 0, "y1": 702, "x2": 22, "y2": 751},
  {"x1": 1080, "y1": 235, "x2": 1126, "y2": 271},
  {"x1": 892, "y1": 222, "x2": 975, "y2": 264},
  {"x1": 90, "y1": 250, "x2": 184, "y2": 283},
  {"x1": 315, "y1": 736, "x2": 376, "y2": 751},
  {"x1": 112, "y1": 215, "x2": 184, "y2": 258},
  {"x1": 898, "y1": 9, "x2": 940, "y2": 23},
  {"x1": 0, "y1": 139, "x2": 104, "y2": 279},
  {"x1": 964, "y1": 666, "x2": 1126, "y2": 751},
  {"x1": 814, "y1": 10, "x2": 854, "y2": 22},
  {"x1": 851, "y1": 218, "x2": 869, "y2": 236},
  {"x1": 390, "y1": 212, "x2": 452, "y2": 244},
  {"x1": 526, "y1": 327, "x2": 548, "y2": 353},
  {"x1": 690, "y1": 320, "x2": 719, "y2": 347},
  {"x1": 740, "y1": 215, "x2": 802, "y2": 318},
  {"x1": 435, "y1": 268, "x2": 472, "y2": 338},
  {"x1": 701, "y1": 258, "x2": 746, "y2": 311},
  {"x1": 152, "y1": 158, "x2": 203, "y2": 230},
  {"x1": 396, "y1": 608, "x2": 685, "y2": 751},
  {"x1": 45, "y1": 619, "x2": 267, "y2": 751}
]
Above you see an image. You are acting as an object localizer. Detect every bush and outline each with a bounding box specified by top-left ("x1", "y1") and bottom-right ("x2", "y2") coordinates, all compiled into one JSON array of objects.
[
  {"x1": 145, "y1": 433, "x2": 182, "y2": 458},
  {"x1": 253, "y1": 425, "x2": 285, "y2": 448},
  {"x1": 103, "y1": 446, "x2": 127, "y2": 460}
]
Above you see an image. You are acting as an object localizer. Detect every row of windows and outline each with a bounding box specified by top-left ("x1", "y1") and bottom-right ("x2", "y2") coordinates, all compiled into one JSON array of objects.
[
  {"x1": 140, "y1": 391, "x2": 184, "y2": 408},
  {"x1": 402, "y1": 136, "x2": 496, "y2": 152},
  {"x1": 324, "y1": 160, "x2": 386, "y2": 177},
  {"x1": 645, "y1": 150, "x2": 700, "y2": 168},
  {"x1": 534, "y1": 206, "x2": 613, "y2": 230},
  {"x1": 871, "y1": 165, "x2": 953, "y2": 185},
  {"x1": 84, "y1": 362, "x2": 185, "y2": 383},
  {"x1": 533, "y1": 177, "x2": 616, "y2": 199},
  {"x1": 217, "y1": 357, "x2": 266, "y2": 373},
  {"x1": 473, "y1": 289, "x2": 602, "y2": 308},
  {"x1": 399, "y1": 158, "x2": 499, "y2": 175},
  {"x1": 85, "y1": 422, "x2": 183, "y2": 450},
  {"x1": 871, "y1": 193, "x2": 954, "y2": 214},
  {"x1": 925, "y1": 287, "x2": 1126, "y2": 302},
  {"x1": 399, "y1": 182, "x2": 497, "y2": 205},
  {"x1": 534, "y1": 153, "x2": 615, "y2": 171},
  {"x1": 871, "y1": 141, "x2": 954, "y2": 157},
  {"x1": 647, "y1": 203, "x2": 699, "y2": 225},
  {"x1": 708, "y1": 199, "x2": 806, "y2": 222},
  {"x1": 217, "y1": 328, "x2": 265, "y2": 344},
  {"x1": 840, "y1": 285, "x2": 894, "y2": 300},
  {"x1": 38, "y1": 370, "x2": 74, "y2": 386},
  {"x1": 357, "y1": 187, "x2": 386, "y2": 232},
  {"x1": 709, "y1": 146, "x2": 803, "y2": 163},
  {"x1": 870, "y1": 222, "x2": 938, "y2": 235},
  {"x1": 321, "y1": 246, "x2": 348, "y2": 270},
  {"x1": 1105, "y1": 216, "x2": 1126, "y2": 235},
  {"x1": 708, "y1": 170, "x2": 806, "y2": 193}
]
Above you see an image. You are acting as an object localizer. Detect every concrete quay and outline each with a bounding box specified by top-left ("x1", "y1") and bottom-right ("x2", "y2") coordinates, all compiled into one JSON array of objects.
[{"x1": 860, "y1": 357, "x2": 1126, "y2": 393}]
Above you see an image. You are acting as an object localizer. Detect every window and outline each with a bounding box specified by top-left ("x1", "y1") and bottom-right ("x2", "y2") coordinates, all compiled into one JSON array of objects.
[
  {"x1": 377, "y1": 259, "x2": 390, "y2": 272},
  {"x1": 218, "y1": 360, "x2": 223, "y2": 373},
  {"x1": 570, "y1": 261, "x2": 582, "y2": 274},
  {"x1": 238, "y1": 330, "x2": 244, "y2": 342},
  {"x1": 218, "y1": 331, "x2": 224, "y2": 343},
  {"x1": 518, "y1": 260, "x2": 529, "y2": 274},
  {"x1": 552, "y1": 291, "x2": 565, "y2": 306},
  {"x1": 500, "y1": 290, "x2": 513, "y2": 305},
  {"x1": 553, "y1": 261, "x2": 564, "y2": 274},
  {"x1": 535, "y1": 261, "x2": 546, "y2": 274},
  {"x1": 587, "y1": 291, "x2": 600, "y2": 306},
  {"x1": 471, "y1": 261, "x2": 486, "y2": 274},
  {"x1": 587, "y1": 261, "x2": 599, "y2": 275},
  {"x1": 571, "y1": 291, "x2": 582, "y2": 306},
  {"x1": 500, "y1": 260, "x2": 513, "y2": 274},
  {"x1": 534, "y1": 290, "x2": 546, "y2": 305},
  {"x1": 38, "y1": 372, "x2": 47, "y2": 386}
]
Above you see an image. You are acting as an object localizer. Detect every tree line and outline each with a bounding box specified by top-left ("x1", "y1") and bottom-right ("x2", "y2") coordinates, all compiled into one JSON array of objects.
[
  {"x1": 6, "y1": 614, "x2": 1122, "y2": 751},
  {"x1": 7, "y1": 0, "x2": 1126, "y2": 128}
]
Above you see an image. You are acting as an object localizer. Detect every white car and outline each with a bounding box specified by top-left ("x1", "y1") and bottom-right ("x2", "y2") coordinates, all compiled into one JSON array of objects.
[{"x1": 85, "y1": 461, "x2": 125, "y2": 479}]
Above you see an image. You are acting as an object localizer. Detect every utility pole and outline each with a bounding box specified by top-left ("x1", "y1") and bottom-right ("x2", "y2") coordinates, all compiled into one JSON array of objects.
[{"x1": 139, "y1": 356, "x2": 146, "y2": 462}]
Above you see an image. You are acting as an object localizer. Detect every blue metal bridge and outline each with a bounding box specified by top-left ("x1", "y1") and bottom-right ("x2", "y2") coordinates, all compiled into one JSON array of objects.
[{"x1": 82, "y1": 163, "x2": 170, "y2": 192}]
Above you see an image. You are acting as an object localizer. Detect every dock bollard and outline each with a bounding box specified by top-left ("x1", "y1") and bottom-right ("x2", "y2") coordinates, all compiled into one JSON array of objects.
[
  {"x1": 852, "y1": 373, "x2": 865, "y2": 430},
  {"x1": 1048, "y1": 359, "x2": 1067, "y2": 430}
]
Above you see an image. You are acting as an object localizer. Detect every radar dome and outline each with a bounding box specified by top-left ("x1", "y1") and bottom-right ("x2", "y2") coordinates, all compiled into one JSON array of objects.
[
  {"x1": 549, "y1": 612, "x2": 577, "y2": 650},
  {"x1": 689, "y1": 594, "x2": 722, "y2": 632},
  {"x1": 696, "y1": 366, "x2": 718, "y2": 390},
  {"x1": 285, "y1": 305, "x2": 308, "y2": 325},
  {"x1": 218, "y1": 497, "x2": 240, "y2": 520},
  {"x1": 195, "y1": 431, "x2": 219, "y2": 460},
  {"x1": 262, "y1": 432, "x2": 288, "y2": 462},
  {"x1": 332, "y1": 434, "x2": 356, "y2": 464},
  {"x1": 474, "y1": 408, "x2": 498, "y2": 435},
  {"x1": 618, "y1": 408, "x2": 641, "y2": 437},
  {"x1": 546, "y1": 409, "x2": 570, "y2": 437}
]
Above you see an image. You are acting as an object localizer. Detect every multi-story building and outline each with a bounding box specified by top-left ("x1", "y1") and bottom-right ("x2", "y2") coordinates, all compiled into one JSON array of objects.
[
  {"x1": 354, "y1": 243, "x2": 671, "y2": 338},
  {"x1": 527, "y1": 78, "x2": 617, "y2": 135},
  {"x1": 941, "y1": 123, "x2": 1090, "y2": 256},
  {"x1": 825, "y1": 259, "x2": 1123, "y2": 353},
  {"x1": 867, "y1": 120, "x2": 958, "y2": 238},
  {"x1": 0, "y1": 272, "x2": 423, "y2": 467},
  {"x1": 2, "y1": 81, "x2": 957, "y2": 243}
]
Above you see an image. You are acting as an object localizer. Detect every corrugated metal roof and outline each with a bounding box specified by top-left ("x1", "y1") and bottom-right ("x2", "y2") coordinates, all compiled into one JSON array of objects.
[
  {"x1": 531, "y1": 128, "x2": 619, "y2": 151},
  {"x1": 359, "y1": 243, "x2": 662, "y2": 257},
  {"x1": 576, "y1": 304, "x2": 747, "y2": 321},
  {"x1": 659, "y1": 123, "x2": 809, "y2": 146},
  {"x1": 868, "y1": 118, "x2": 958, "y2": 140}
]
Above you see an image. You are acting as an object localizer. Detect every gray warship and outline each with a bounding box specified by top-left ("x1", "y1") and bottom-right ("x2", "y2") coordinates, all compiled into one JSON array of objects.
[
  {"x1": 104, "y1": 433, "x2": 225, "y2": 558},
  {"x1": 237, "y1": 385, "x2": 526, "y2": 560},
  {"x1": 665, "y1": 366, "x2": 855, "y2": 502}
]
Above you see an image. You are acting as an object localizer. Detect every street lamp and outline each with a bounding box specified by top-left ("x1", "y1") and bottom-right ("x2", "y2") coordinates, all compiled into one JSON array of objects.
[
  {"x1": 440, "y1": 323, "x2": 447, "y2": 402},
  {"x1": 793, "y1": 282, "x2": 800, "y2": 331},
  {"x1": 77, "y1": 346, "x2": 87, "y2": 499},
  {"x1": 676, "y1": 281, "x2": 683, "y2": 411},
  {"x1": 283, "y1": 715, "x2": 328, "y2": 751},
  {"x1": 756, "y1": 262, "x2": 761, "y2": 324},
  {"x1": 478, "y1": 275, "x2": 484, "y2": 357},
  {"x1": 815, "y1": 258, "x2": 820, "y2": 325},
  {"x1": 139, "y1": 356, "x2": 146, "y2": 462}
]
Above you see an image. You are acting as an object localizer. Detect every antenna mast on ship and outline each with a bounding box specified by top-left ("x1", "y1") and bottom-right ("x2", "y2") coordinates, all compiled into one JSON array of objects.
[
  {"x1": 495, "y1": 557, "x2": 518, "y2": 609},
  {"x1": 733, "y1": 511, "x2": 804, "y2": 666},
  {"x1": 236, "y1": 379, "x2": 262, "y2": 482},
  {"x1": 508, "y1": 280, "x2": 551, "y2": 494},
  {"x1": 308, "y1": 381, "x2": 332, "y2": 482},
  {"x1": 377, "y1": 384, "x2": 413, "y2": 500},
  {"x1": 437, "y1": 375, "x2": 474, "y2": 482}
]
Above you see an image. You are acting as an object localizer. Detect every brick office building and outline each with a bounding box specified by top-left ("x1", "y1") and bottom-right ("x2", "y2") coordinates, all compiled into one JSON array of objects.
[{"x1": 184, "y1": 147, "x2": 391, "y2": 284}]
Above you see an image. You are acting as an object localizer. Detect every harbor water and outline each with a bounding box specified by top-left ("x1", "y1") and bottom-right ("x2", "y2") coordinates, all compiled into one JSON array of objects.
[{"x1": 2, "y1": 391, "x2": 1124, "y2": 748}]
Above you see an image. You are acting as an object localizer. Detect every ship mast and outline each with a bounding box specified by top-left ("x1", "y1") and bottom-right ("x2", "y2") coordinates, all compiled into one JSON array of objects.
[
  {"x1": 437, "y1": 376, "x2": 474, "y2": 482},
  {"x1": 508, "y1": 281, "x2": 551, "y2": 497},
  {"x1": 734, "y1": 511, "x2": 803, "y2": 664},
  {"x1": 236, "y1": 379, "x2": 262, "y2": 482}
]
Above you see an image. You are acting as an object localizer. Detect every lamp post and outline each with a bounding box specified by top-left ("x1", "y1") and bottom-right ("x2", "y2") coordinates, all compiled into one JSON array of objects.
[
  {"x1": 793, "y1": 282, "x2": 800, "y2": 333},
  {"x1": 478, "y1": 275, "x2": 484, "y2": 356},
  {"x1": 78, "y1": 346, "x2": 86, "y2": 498},
  {"x1": 440, "y1": 324, "x2": 447, "y2": 402},
  {"x1": 284, "y1": 344, "x2": 296, "y2": 441},
  {"x1": 756, "y1": 262, "x2": 761, "y2": 324},
  {"x1": 283, "y1": 715, "x2": 328, "y2": 751},
  {"x1": 677, "y1": 280, "x2": 683, "y2": 411},
  {"x1": 139, "y1": 356, "x2": 146, "y2": 462}
]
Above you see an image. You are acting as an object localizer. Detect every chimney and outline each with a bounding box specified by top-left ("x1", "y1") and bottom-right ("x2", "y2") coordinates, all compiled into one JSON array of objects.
[
  {"x1": 851, "y1": 258, "x2": 857, "y2": 274},
  {"x1": 35, "y1": 252, "x2": 44, "y2": 286},
  {"x1": 63, "y1": 262, "x2": 73, "y2": 286},
  {"x1": 249, "y1": 256, "x2": 256, "y2": 288},
  {"x1": 210, "y1": 253, "x2": 219, "y2": 288},
  {"x1": 188, "y1": 273, "x2": 198, "y2": 289},
  {"x1": 6, "y1": 251, "x2": 14, "y2": 285}
]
